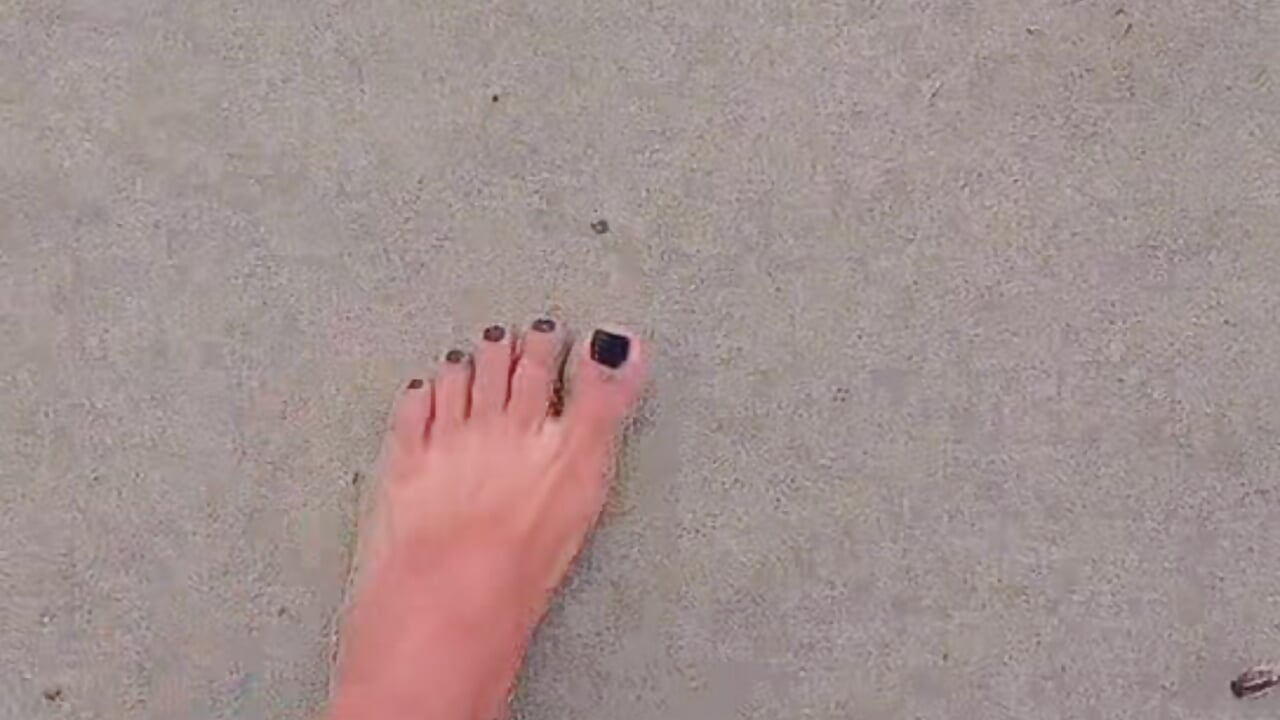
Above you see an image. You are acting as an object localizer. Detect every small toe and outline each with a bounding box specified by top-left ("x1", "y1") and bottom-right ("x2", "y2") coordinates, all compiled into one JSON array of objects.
[
  {"x1": 391, "y1": 378, "x2": 432, "y2": 451},
  {"x1": 433, "y1": 349, "x2": 473, "y2": 431},
  {"x1": 562, "y1": 328, "x2": 647, "y2": 433},
  {"x1": 509, "y1": 318, "x2": 565, "y2": 428},
  {"x1": 471, "y1": 325, "x2": 514, "y2": 418}
]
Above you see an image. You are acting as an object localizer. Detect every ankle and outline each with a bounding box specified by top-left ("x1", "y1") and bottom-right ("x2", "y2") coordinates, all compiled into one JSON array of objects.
[{"x1": 332, "y1": 560, "x2": 533, "y2": 720}]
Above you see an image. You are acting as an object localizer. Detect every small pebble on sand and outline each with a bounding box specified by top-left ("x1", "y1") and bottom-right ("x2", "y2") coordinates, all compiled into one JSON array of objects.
[{"x1": 1232, "y1": 664, "x2": 1280, "y2": 699}]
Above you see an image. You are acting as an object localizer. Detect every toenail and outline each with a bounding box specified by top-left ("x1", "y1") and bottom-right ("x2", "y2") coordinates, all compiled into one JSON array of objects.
[
  {"x1": 445, "y1": 349, "x2": 467, "y2": 364},
  {"x1": 406, "y1": 378, "x2": 424, "y2": 389},
  {"x1": 590, "y1": 330, "x2": 630, "y2": 369},
  {"x1": 483, "y1": 325, "x2": 506, "y2": 342},
  {"x1": 531, "y1": 318, "x2": 556, "y2": 333}
]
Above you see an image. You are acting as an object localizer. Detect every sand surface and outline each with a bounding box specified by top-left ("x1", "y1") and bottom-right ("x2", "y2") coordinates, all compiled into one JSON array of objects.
[{"x1": 3, "y1": 0, "x2": 1280, "y2": 717}]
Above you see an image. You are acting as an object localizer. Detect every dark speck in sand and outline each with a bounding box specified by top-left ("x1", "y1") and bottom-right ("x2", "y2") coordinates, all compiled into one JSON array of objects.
[
  {"x1": 590, "y1": 219, "x2": 610, "y2": 234},
  {"x1": 1231, "y1": 664, "x2": 1280, "y2": 699}
]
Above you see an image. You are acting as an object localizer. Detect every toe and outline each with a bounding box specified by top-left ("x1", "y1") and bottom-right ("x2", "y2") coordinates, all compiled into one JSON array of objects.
[
  {"x1": 561, "y1": 327, "x2": 647, "y2": 433},
  {"x1": 391, "y1": 378, "x2": 432, "y2": 451},
  {"x1": 508, "y1": 318, "x2": 565, "y2": 428},
  {"x1": 433, "y1": 349, "x2": 473, "y2": 431},
  {"x1": 471, "y1": 324, "x2": 514, "y2": 417}
]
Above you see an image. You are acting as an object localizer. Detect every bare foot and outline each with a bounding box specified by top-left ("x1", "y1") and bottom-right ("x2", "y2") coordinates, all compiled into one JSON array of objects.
[{"x1": 327, "y1": 320, "x2": 647, "y2": 720}]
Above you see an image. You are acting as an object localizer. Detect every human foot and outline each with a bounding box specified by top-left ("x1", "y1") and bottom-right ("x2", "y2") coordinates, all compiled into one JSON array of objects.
[{"x1": 327, "y1": 320, "x2": 647, "y2": 720}]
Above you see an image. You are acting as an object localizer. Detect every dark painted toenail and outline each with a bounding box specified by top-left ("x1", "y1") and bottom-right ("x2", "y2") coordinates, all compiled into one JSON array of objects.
[
  {"x1": 590, "y1": 330, "x2": 630, "y2": 369},
  {"x1": 532, "y1": 318, "x2": 556, "y2": 333},
  {"x1": 406, "y1": 378, "x2": 424, "y2": 389},
  {"x1": 483, "y1": 325, "x2": 506, "y2": 342},
  {"x1": 445, "y1": 349, "x2": 466, "y2": 364}
]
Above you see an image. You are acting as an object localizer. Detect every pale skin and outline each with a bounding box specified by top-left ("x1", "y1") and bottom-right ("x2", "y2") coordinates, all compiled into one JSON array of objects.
[{"x1": 325, "y1": 319, "x2": 647, "y2": 720}]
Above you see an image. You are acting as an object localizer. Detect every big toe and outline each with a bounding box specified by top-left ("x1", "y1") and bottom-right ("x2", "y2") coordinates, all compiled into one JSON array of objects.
[{"x1": 561, "y1": 328, "x2": 647, "y2": 432}]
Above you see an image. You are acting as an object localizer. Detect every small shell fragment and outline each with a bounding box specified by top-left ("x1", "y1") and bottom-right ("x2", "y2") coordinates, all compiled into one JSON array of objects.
[{"x1": 1231, "y1": 664, "x2": 1280, "y2": 699}]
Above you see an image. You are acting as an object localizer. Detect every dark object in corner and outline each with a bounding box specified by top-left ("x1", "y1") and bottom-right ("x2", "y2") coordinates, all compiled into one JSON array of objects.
[{"x1": 1231, "y1": 664, "x2": 1280, "y2": 699}]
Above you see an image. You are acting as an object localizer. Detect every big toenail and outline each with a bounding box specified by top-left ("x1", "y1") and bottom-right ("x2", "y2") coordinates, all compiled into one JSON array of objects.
[
  {"x1": 531, "y1": 318, "x2": 556, "y2": 333},
  {"x1": 406, "y1": 378, "x2": 424, "y2": 389},
  {"x1": 483, "y1": 325, "x2": 506, "y2": 342},
  {"x1": 590, "y1": 330, "x2": 630, "y2": 369},
  {"x1": 445, "y1": 349, "x2": 467, "y2": 364}
]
